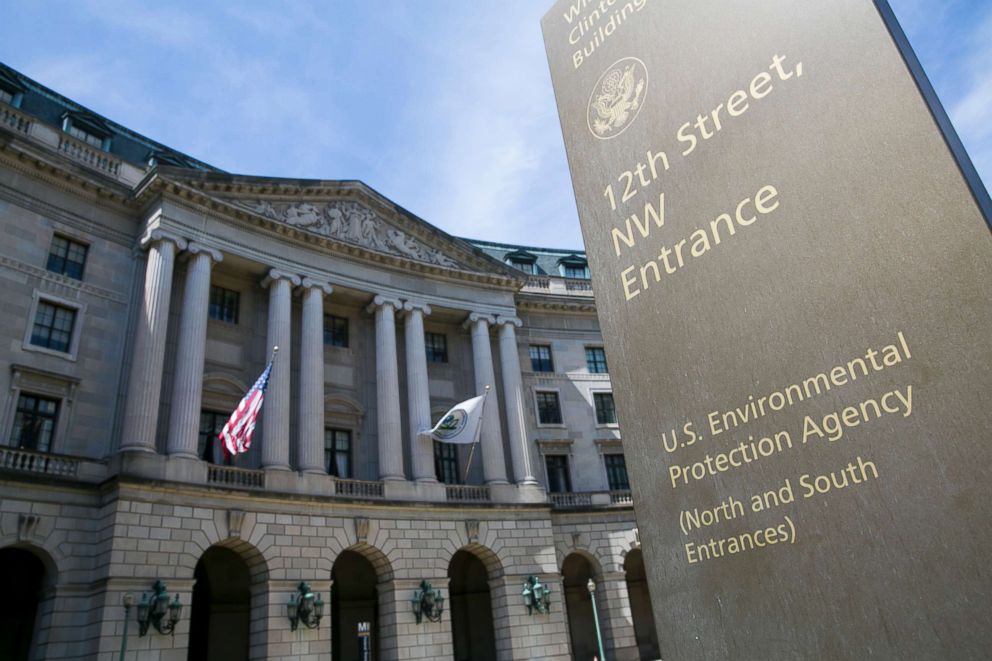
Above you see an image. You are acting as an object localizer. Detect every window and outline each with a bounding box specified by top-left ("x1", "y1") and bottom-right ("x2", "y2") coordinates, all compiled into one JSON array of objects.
[
  {"x1": 31, "y1": 301, "x2": 76, "y2": 353},
  {"x1": 545, "y1": 455, "x2": 572, "y2": 493},
  {"x1": 10, "y1": 394, "x2": 59, "y2": 453},
  {"x1": 434, "y1": 441, "x2": 459, "y2": 484},
  {"x1": 62, "y1": 116, "x2": 110, "y2": 150},
  {"x1": 198, "y1": 411, "x2": 232, "y2": 465},
  {"x1": 510, "y1": 260, "x2": 536, "y2": 274},
  {"x1": 536, "y1": 391, "x2": 563, "y2": 425},
  {"x1": 425, "y1": 332, "x2": 448, "y2": 363},
  {"x1": 585, "y1": 347, "x2": 608, "y2": 373},
  {"x1": 324, "y1": 315, "x2": 349, "y2": 348},
  {"x1": 562, "y1": 265, "x2": 588, "y2": 279},
  {"x1": 209, "y1": 285, "x2": 240, "y2": 324},
  {"x1": 594, "y1": 392, "x2": 617, "y2": 425},
  {"x1": 46, "y1": 235, "x2": 88, "y2": 280},
  {"x1": 0, "y1": 87, "x2": 20, "y2": 107},
  {"x1": 605, "y1": 454, "x2": 630, "y2": 491},
  {"x1": 529, "y1": 344, "x2": 554, "y2": 372},
  {"x1": 325, "y1": 428, "x2": 352, "y2": 478}
]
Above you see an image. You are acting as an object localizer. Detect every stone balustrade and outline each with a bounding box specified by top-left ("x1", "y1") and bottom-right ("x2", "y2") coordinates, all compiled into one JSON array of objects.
[
  {"x1": 334, "y1": 478, "x2": 385, "y2": 499},
  {"x1": 207, "y1": 465, "x2": 265, "y2": 489},
  {"x1": 0, "y1": 447, "x2": 79, "y2": 478},
  {"x1": 445, "y1": 484, "x2": 492, "y2": 502}
]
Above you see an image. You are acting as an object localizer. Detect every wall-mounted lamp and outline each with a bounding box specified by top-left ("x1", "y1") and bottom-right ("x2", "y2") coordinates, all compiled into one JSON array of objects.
[
  {"x1": 522, "y1": 575, "x2": 552, "y2": 614},
  {"x1": 411, "y1": 580, "x2": 444, "y2": 624},
  {"x1": 287, "y1": 581, "x2": 324, "y2": 631},
  {"x1": 136, "y1": 580, "x2": 182, "y2": 636}
]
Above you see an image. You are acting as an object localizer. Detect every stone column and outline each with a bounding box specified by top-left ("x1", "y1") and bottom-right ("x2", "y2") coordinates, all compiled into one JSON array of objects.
[
  {"x1": 367, "y1": 295, "x2": 405, "y2": 481},
  {"x1": 298, "y1": 278, "x2": 333, "y2": 474},
  {"x1": 120, "y1": 230, "x2": 186, "y2": 453},
  {"x1": 465, "y1": 313, "x2": 509, "y2": 484},
  {"x1": 261, "y1": 269, "x2": 300, "y2": 470},
  {"x1": 495, "y1": 316, "x2": 537, "y2": 485},
  {"x1": 166, "y1": 244, "x2": 223, "y2": 459},
  {"x1": 600, "y1": 571, "x2": 639, "y2": 660},
  {"x1": 403, "y1": 301, "x2": 436, "y2": 482}
]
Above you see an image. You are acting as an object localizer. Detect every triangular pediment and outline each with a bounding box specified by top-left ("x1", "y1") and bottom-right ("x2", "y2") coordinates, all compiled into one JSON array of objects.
[{"x1": 145, "y1": 169, "x2": 523, "y2": 284}]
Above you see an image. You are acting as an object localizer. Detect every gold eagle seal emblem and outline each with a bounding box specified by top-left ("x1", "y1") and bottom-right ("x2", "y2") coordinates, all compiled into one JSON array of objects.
[{"x1": 587, "y1": 57, "x2": 648, "y2": 140}]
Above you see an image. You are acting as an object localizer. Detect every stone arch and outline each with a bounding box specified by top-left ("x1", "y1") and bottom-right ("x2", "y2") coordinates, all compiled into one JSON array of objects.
[
  {"x1": 0, "y1": 540, "x2": 59, "y2": 587},
  {"x1": 446, "y1": 542, "x2": 505, "y2": 581},
  {"x1": 561, "y1": 550, "x2": 606, "y2": 661},
  {"x1": 340, "y1": 541, "x2": 394, "y2": 583},
  {"x1": 0, "y1": 542, "x2": 59, "y2": 660},
  {"x1": 448, "y1": 545, "x2": 501, "y2": 661},
  {"x1": 188, "y1": 538, "x2": 271, "y2": 661},
  {"x1": 332, "y1": 543, "x2": 394, "y2": 661},
  {"x1": 558, "y1": 544, "x2": 606, "y2": 578}
]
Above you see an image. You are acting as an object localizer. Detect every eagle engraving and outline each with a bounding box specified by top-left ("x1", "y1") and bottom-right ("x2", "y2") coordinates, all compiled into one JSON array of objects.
[{"x1": 588, "y1": 58, "x2": 647, "y2": 139}]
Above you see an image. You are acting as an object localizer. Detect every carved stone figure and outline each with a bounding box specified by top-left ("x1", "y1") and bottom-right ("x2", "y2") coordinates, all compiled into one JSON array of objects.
[{"x1": 230, "y1": 199, "x2": 458, "y2": 267}]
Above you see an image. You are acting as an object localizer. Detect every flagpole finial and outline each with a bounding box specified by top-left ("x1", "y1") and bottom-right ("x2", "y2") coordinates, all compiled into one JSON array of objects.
[
  {"x1": 273, "y1": 346, "x2": 279, "y2": 353},
  {"x1": 485, "y1": 384, "x2": 491, "y2": 391}
]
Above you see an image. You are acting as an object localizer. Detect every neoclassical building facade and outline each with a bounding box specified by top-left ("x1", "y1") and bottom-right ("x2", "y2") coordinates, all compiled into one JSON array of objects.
[{"x1": 0, "y1": 63, "x2": 659, "y2": 660}]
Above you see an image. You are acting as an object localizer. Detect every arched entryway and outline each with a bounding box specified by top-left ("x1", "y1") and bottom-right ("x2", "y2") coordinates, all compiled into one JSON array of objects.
[
  {"x1": 625, "y1": 550, "x2": 660, "y2": 659},
  {"x1": 448, "y1": 549, "x2": 497, "y2": 661},
  {"x1": 188, "y1": 546, "x2": 252, "y2": 661},
  {"x1": 332, "y1": 550, "x2": 380, "y2": 660},
  {"x1": 0, "y1": 547, "x2": 48, "y2": 660},
  {"x1": 562, "y1": 553, "x2": 600, "y2": 660}
]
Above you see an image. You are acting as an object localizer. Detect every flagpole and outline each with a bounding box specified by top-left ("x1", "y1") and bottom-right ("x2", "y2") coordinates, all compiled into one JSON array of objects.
[{"x1": 462, "y1": 386, "x2": 489, "y2": 484}]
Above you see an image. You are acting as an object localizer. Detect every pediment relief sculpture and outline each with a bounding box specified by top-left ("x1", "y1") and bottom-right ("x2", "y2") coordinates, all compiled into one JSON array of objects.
[{"x1": 230, "y1": 199, "x2": 459, "y2": 268}]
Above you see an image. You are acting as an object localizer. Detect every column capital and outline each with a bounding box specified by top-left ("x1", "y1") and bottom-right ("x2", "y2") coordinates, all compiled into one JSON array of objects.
[
  {"x1": 402, "y1": 300, "x2": 432, "y2": 316},
  {"x1": 495, "y1": 315, "x2": 523, "y2": 328},
  {"x1": 185, "y1": 242, "x2": 223, "y2": 264},
  {"x1": 261, "y1": 269, "x2": 301, "y2": 288},
  {"x1": 299, "y1": 277, "x2": 333, "y2": 296},
  {"x1": 463, "y1": 312, "x2": 496, "y2": 329},
  {"x1": 366, "y1": 294, "x2": 402, "y2": 314},
  {"x1": 139, "y1": 228, "x2": 187, "y2": 252}
]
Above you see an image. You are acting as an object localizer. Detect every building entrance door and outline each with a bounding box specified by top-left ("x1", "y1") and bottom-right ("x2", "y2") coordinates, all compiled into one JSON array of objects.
[
  {"x1": 448, "y1": 550, "x2": 496, "y2": 661},
  {"x1": 332, "y1": 550, "x2": 379, "y2": 661},
  {"x1": 0, "y1": 548, "x2": 46, "y2": 661},
  {"x1": 188, "y1": 546, "x2": 251, "y2": 661}
]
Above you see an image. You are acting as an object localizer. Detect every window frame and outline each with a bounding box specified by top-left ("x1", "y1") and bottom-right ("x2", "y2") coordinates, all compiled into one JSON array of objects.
[
  {"x1": 61, "y1": 115, "x2": 111, "y2": 151},
  {"x1": 534, "y1": 389, "x2": 564, "y2": 427},
  {"x1": 9, "y1": 392, "x2": 60, "y2": 454},
  {"x1": 544, "y1": 454, "x2": 572, "y2": 493},
  {"x1": 434, "y1": 440, "x2": 460, "y2": 484},
  {"x1": 3, "y1": 366, "x2": 79, "y2": 457},
  {"x1": 22, "y1": 291, "x2": 84, "y2": 361},
  {"x1": 604, "y1": 453, "x2": 630, "y2": 491},
  {"x1": 198, "y1": 410, "x2": 233, "y2": 465},
  {"x1": 325, "y1": 427, "x2": 353, "y2": 478},
  {"x1": 585, "y1": 346, "x2": 608, "y2": 374},
  {"x1": 46, "y1": 234, "x2": 89, "y2": 281},
  {"x1": 529, "y1": 344, "x2": 554, "y2": 373},
  {"x1": 208, "y1": 285, "x2": 240, "y2": 325},
  {"x1": 323, "y1": 314, "x2": 350, "y2": 348},
  {"x1": 425, "y1": 332, "x2": 448, "y2": 363},
  {"x1": 593, "y1": 391, "x2": 618, "y2": 427}
]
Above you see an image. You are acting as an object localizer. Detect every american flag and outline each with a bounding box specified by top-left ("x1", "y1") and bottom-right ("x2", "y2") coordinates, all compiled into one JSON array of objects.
[{"x1": 220, "y1": 361, "x2": 273, "y2": 457}]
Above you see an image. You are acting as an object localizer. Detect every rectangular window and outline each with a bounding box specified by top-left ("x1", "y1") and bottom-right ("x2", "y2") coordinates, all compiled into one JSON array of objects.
[
  {"x1": 31, "y1": 301, "x2": 76, "y2": 353},
  {"x1": 594, "y1": 392, "x2": 617, "y2": 425},
  {"x1": 62, "y1": 117, "x2": 109, "y2": 150},
  {"x1": 198, "y1": 410, "x2": 232, "y2": 465},
  {"x1": 511, "y1": 260, "x2": 536, "y2": 275},
  {"x1": 434, "y1": 441, "x2": 459, "y2": 484},
  {"x1": 585, "y1": 347, "x2": 608, "y2": 373},
  {"x1": 0, "y1": 88, "x2": 13, "y2": 106},
  {"x1": 325, "y1": 428, "x2": 352, "y2": 478},
  {"x1": 536, "y1": 391, "x2": 563, "y2": 425},
  {"x1": 209, "y1": 285, "x2": 240, "y2": 324},
  {"x1": 605, "y1": 454, "x2": 630, "y2": 491},
  {"x1": 563, "y1": 265, "x2": 587, "y2": 279},
  {"x1": 46, "y1": 235, "x2": 88, "y2": 280},
  {"x1": 529, "y1": 344, "x2": 554, "y2": 372},
  {"x1": 545, "y1": 455, "x2": 571, "y2": 493},
  {"x1": 10, "y1": 394, "x2": 59, "y2": 453},
  {"x1": 425, "y1": 332, "x2": 448, "y2": 363},
  {"x1": 324, "y1": 315, "x2": 349, "y2": 348}
]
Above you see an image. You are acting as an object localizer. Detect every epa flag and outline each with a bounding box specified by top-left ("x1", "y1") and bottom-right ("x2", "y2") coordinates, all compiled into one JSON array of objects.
[
  {"x1": 427, "y1": 392, "x2": 487, "y2": 444},
  {"x1": 220, "y1": 361, "x2": 273, "y2": 456}
]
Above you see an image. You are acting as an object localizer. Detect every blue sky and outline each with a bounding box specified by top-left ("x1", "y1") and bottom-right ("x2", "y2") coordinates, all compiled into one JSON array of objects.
[{"x1": 1, "y1": 1, "x2": 988, "y2": 249}]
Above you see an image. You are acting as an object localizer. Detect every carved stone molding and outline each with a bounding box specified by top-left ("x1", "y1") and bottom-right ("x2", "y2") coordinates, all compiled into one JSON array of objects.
[
  {"x1": 227, "y1": 509, "x2": 246, "y2": 539},
  {"x1": 354, "y1": 516, "x2": 369, "y2": 543},
  {"x1": 18, "y1": 514, "x2": 40, "y2": 541},
  {"x1": 228, "y1": 199, "x2": 459, "y2": 268},
  {"x1": 465, "y1": 519, "x2": 480, "y2": 544}
]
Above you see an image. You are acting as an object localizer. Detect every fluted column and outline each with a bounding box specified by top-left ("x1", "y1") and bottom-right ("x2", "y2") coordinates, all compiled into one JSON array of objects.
[
  {"x1": 120, "y1": 230, "x2": 186, "y2": 453},
  {"x1": 496, "y1": 316, "x2": 537, "y2": 485},
  {"x1": 403, "y1": 301, "x2": 435, "y2": 482},
  {"x1": 465, "y1": 313, "x2": 509, "y2": 484},
  {"x1": 261, "y1": 269, "x2": 300, "y2": 470},
  {"x1": 367, "y1": 295, "x2": 405, "y2": 481},
  {"x1": 298, "y1": 278, "x2": 333, "y2": 473},
  {"x1": 166, "y1": 244, "x2": 223, "y2": 458}
]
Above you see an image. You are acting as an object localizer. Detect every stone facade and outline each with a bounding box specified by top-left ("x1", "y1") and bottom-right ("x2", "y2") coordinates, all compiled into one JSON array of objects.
[{"x1": 0, "y1": 63, "x2": 659, "y2": 660}]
